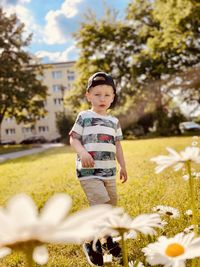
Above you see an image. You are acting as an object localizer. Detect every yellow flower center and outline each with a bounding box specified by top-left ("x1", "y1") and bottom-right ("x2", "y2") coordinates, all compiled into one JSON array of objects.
[{"x1": 165, "y1": 243, "x2": 185, "y2": 257}]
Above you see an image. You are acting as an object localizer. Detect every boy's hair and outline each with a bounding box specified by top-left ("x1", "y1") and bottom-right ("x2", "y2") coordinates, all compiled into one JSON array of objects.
[{"x1": 86, "y1": 72, "x2": 117, "y2": 108}]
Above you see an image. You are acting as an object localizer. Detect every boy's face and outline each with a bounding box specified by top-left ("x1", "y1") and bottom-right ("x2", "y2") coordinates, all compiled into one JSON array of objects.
[{"x1": 86, "y1": 85, "x2": 115, "y2": 115}]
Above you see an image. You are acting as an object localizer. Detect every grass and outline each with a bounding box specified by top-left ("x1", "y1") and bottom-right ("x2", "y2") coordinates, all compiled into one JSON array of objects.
[
  {"x1": 0, "y1": 136, "x2": 199, "y2": 267},
  {"x1": 0, "y1": 144, "x2": 34, "y2": 155}
]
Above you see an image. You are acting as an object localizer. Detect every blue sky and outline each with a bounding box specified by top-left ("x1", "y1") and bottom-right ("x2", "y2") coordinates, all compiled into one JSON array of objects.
[{"x1": 1, "y1": 0, "x2": 130, "y2": 63}]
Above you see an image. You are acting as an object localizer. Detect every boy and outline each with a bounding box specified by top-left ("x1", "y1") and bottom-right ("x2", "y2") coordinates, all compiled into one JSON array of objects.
[{"x1": 69, "y1": 72, "x2": 128, "y2": 266}]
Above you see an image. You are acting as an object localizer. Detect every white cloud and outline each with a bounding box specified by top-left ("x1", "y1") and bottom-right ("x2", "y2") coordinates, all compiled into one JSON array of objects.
[
  {"x1": 1, "y1": 1, "x2": 43, "y2": 43},
  {"x1": 61, "y1": 0, "x2": 82, "y2": 18},
  {"x1": 35, "y1": 45, "x2": 78, "y2": 63},
  {"x1": 43, "y1": 0, "x2": 83, "y2": 44}
]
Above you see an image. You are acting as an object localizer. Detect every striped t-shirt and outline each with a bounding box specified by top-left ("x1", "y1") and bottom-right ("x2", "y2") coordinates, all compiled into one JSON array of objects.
[{"x1": 69, "y1": 110, "x2": 123, "y2": 181}]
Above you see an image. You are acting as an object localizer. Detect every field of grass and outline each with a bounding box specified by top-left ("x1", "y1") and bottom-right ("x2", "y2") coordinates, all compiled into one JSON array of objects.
[
  {"x1": 0, "y1": 144, "x2": 34, "y2": 155},
  {"x1": 0, "y1": 136, "x2": 199, "y2": 267}
]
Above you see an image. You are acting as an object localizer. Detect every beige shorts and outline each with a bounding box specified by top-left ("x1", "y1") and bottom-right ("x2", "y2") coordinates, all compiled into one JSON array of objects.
[{"x1": 80, "y1": 178, "x2": 117, "y2": 206}]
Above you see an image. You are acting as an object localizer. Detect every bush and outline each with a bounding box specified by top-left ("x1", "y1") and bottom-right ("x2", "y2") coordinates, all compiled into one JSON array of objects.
[{"x1": 56, "y1": 112, "x2": 75, "y2": 144}]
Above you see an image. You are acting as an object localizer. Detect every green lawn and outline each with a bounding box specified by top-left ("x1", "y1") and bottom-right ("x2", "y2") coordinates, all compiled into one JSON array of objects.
[
  {"x1": 0, "y1": 144, "x2": 34, "y2": 155},
  {"x1": 0, "y1": 137, "x2": 199, "y2": 267}
]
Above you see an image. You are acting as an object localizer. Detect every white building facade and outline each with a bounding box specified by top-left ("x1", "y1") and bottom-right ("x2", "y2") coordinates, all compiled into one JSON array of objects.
[{"x1": 1, "y1": 61, "x2": 76, "y2": 144}]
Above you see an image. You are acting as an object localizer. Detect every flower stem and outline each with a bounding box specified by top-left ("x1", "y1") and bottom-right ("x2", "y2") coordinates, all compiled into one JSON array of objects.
[
  {"x1": 121, "y1": 232, "x2": 128, "y2": 267},
  {"x1": 24, "y1": 248, "x2": 35, "y2": 267},
  {"x1": 186, "y1": 161, "x2": 198, "y2": 236},
  {"x1": 186, "y1": 161, "x2": 198, "y2": 267}
]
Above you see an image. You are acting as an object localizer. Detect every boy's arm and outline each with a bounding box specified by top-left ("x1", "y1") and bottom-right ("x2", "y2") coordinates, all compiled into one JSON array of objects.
[
  {"x1": 69, "y1": 136, "x2": 94, "y2": 168},
  {"x1": 115, "y1": 140, "x2": 128, "y2": 183}
]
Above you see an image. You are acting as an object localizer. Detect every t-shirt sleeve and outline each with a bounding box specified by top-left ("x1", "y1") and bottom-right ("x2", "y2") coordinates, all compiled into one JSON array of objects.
[
  {"x1": 115, "y1": 120, "x2": 123, "y2": 141},
  {"x1": 69, "y1": 113, "x2": 84, "y2": 140}
]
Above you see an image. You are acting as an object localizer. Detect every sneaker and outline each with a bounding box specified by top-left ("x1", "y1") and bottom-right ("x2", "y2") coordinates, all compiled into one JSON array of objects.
[
  {"x1": 83, "y1": 240, "x2": 103, "y2": 266},
  {"x1": 102, "y1": 236, "x2": 121, "y2": 258}
]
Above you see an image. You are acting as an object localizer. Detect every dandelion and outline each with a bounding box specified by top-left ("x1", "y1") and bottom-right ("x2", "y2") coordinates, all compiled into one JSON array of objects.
[
  {"x1": 0, "y1": 193, "x2": 121, "y2": 266},
  {"x1": 142, "y1": 232, "x2": 200, "y2": 267},
  {"x1": 151, "y1": 146, "x2": 200, "y2": 174}
]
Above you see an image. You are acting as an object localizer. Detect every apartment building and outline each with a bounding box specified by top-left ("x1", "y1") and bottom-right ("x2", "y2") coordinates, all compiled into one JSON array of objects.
[{"x1": 1, "y1": 61, "x2": 76, "y2": 144}]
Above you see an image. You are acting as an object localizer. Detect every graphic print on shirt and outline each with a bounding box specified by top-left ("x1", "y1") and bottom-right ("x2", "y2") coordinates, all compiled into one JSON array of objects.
[{"x1": 70, "y1": 110, "x2": 123, "y2": 180}]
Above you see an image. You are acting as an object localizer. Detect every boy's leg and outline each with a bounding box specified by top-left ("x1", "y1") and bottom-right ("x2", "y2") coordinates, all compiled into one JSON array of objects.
[
  {"x1": 83, "y1": 240, "x2": 103, "y2": 266},
  {"x1": 102, "y1": 180, "x2": 121, "y2": 257},
  {"x1": 80, "y1": 178, "x2": 110, "y2": 205},
  {"x1": 104, "y1": 179, "x2": 117, "y2": 206},
  {"x1": 80, "y1": 179, "x2": 110, "y2": 265}
]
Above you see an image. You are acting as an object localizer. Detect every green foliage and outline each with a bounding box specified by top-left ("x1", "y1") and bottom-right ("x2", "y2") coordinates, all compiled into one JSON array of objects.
[
  {"x1": 0, "y1": 8, "x2": 48, "y2": 129},
  {"x1": 55, "y1": 112, "x2": 75, "y2": 144},
  {"x1": 124, "y1": 107, "x2": 187, "y2": 138},
  {"x1": 66, "y1": 0, "x2": 200, "y2": 129}
]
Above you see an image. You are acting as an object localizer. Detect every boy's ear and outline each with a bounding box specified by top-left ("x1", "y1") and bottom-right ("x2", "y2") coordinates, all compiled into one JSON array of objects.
[{"x1": 85, "y1": 91, "x2": 91, "y2": 102}]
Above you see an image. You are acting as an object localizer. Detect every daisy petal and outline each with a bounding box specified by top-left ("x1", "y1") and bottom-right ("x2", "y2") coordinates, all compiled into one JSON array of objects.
[
  {"x1": 6, "y1": 194, "x2": 37, "y2": 225},
  {"x1": 33, "y1": 245, "x2": 49, "y2": 264},
  {"x1": 39, "y1": 194, "x2": 72, "y2": 225},
  {"x1": 0, "y1": 247, "x2": 12, "y2": 258}
]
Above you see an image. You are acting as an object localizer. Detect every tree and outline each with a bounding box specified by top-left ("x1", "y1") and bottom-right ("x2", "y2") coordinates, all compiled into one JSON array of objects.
[
  {"x1": 56, "y1": 112, "x2": 75, "y2": 144},
  {"x1": 127, "y1": 0, "x2": 200, "y2": 106},
  {"x1": 66, "y1": 0, "x2": 199, "y2": 130},
  {"x1": 65, "y1": 8, "x2": 141, "y2": 114},
  {"x1": 0, "y1": 8, "x2": 47, "y2": 141}
]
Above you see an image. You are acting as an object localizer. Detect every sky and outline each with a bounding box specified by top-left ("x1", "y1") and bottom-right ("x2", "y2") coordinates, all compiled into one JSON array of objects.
[{"x1": 1, "y1": 0, "x2": 130, "y2": 63}]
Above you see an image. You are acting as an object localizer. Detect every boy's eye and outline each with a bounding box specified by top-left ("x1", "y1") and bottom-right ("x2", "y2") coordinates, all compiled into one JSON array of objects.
[{"x1": 95, "y1": 94, "x2": 100, "y2": 96}]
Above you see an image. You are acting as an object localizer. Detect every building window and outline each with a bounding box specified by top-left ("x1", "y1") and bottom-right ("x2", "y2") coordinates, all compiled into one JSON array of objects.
[
  {"x1": 67, "y1": 70, "x2": 75, "y2": 81},
  {"x1": 22, "y1": 127, "x2": 33, "y2": 133},
  {"x1": 67, "y1": 75, "x2": 75, "y2": 81},
  {"x1": 52, "y1": 71, "x2": 62, "y2": 79},
  {"x1": 5, "y1": 128, "x2": 15, "y2": 135},
  {"x1": 52, "y1": 84, "x2": 61, "y2": 92},
  {"x1": 38, "y1": 126, "x2": 49, "y2": 132},
  {"x1": 4, "y1": 117, "x2": 14, "y2": 123},
  {"x1": 54, "y1": 98, "x2": 63, "y2": 105}
]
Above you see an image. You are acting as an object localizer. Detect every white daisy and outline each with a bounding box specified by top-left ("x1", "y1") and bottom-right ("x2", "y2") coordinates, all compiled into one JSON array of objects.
[
  {"x1": 192, "y1": 171, "x2": 200, "y2": 179},
  {"x1": 98, "y1": 213, "x2": 162, "y2": 239},
  {"x1": 152, "y1": 205, "x2": 166, "y2": 212},
  {"x1": 152, "y1": 205, "x2": 180, "y2": 219},
  {"x1": 182, "y1": 174, "x2": 189, "y2": 181},
  {"x1": 183, "y1": 225, "x2": 194, "y2": 234},
  {"x1": 151, "y1": 146, "x2": 200, "y2": 173},
  {"x1": 0, "y1": 193, "x2": 121, "y2": 264},
  {"x1": 128, "y1": 260, "x2": 144, "y2": 267},
  {"x1": 192, "y1": 141, "x2": 198, "y2": 147},
  {"x1": 103, "y1": 253, "x2": 113, "y2": 264},
  {"x1": 142, "y1": 232, "x2": 200, "y2": 267},
  {"x1": 185, "y1": 209, "x2": 192, "y2": 216}
]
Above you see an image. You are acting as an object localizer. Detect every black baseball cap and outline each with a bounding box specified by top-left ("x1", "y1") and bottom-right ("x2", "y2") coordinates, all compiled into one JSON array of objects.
[
  {"x1": 86, "y1": 72, "x2": 117, "y2": 108},
  {"x1": 86, "y1": 72, "x2": 116, "y2": 93}
]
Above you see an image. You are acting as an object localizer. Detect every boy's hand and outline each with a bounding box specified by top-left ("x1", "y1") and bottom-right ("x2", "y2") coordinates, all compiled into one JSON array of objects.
[
  {"x1": 80, "y1": 151, "x2": 94, "y2": 168},
  {"x1": 119, "y1": 167, "x2": 128, "y2": 183}
]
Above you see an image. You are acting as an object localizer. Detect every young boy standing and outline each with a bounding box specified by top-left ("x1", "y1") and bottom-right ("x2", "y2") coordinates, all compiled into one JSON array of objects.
[{"x1": 69, "y1": 72, "x2": 128, "y2": 266}]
